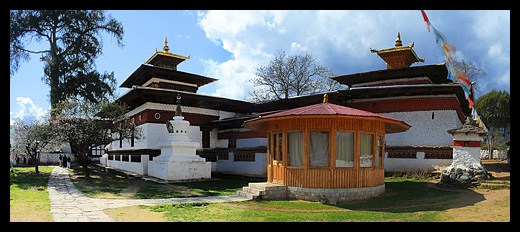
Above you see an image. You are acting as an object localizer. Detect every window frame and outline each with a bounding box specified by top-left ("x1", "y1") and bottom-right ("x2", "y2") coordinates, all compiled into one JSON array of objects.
[
  {"x1": 334, "y1": 130, "x2": 356, "y2": 168},
  {"x1": 287, "y1": 130, "x2": 304, "y2": 168},
  {"x1": 359, "y1": 132, "x2": 375, "y2": 168},
  {"x1": 309, "y1": 130, "x2": 330, "y2": 168},
  {"x1": 376, "y1": 133, "x2": 384, "y2": 167}
]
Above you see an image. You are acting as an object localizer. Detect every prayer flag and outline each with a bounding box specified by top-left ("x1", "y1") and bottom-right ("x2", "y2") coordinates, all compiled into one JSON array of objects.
[
  {"x1": 442, "y1": 42, "x2": 456, "y2": 56},
  {"x1": 461, "y1": 84, "x2": 471, "y2": 98},
  {"x1": 432, "y1": 26, "x2": 446, "y2": 45},
  {"x1": 421, "y1": 10, "x2": 431, "y2": 32},
  {"x1": 467, "y1": 97, "x2": 474, "y2": 108}
]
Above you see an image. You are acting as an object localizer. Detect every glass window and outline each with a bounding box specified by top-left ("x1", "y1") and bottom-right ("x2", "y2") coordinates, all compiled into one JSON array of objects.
[
  {"x1": 310, "y1": 131, "x2": 329, "y2": 167},
  {"x1": 268, "y1": 133, "x2": 271, "y2": 164},
  {"x1": 336, "y1": 131, "x2": 354, "y2": 167},
  {"x1": 288, "y1": 132, "x2": 303, "y2": 167},
  {"x1": 273, "y1": 133, "x2": 277, "y2": 161},
  {"x1": 278, "y1": 133, "x2": 283, "y2": 161},
  {"x1": 360, "y1": 133, "x2": 374, "y2": 167},
  {"x1": 376, "y1": 135, "x2": 383, "y2": 167}
]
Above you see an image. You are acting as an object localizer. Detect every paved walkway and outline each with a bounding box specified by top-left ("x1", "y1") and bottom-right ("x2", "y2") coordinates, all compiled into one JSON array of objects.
[{"x1": 48, "y1": 166, "x2": 249, "y2": 222}]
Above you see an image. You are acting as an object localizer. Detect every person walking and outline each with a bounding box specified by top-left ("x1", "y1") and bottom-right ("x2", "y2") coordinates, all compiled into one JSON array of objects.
[
  {"x1": 66, "y1": 155, "x2": 71, "y2": 170},
  {"x1": 10, "y1": 153, "x2": 14, "y2": 173},
  {"x1": 59, "y1": 154, "x2": 63, "y2": 168}
]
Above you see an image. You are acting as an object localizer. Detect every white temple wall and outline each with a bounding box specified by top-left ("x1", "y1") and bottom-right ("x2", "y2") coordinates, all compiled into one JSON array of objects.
[{"x1": 382, "y1": 110, "x2": 463, "y2": 147}]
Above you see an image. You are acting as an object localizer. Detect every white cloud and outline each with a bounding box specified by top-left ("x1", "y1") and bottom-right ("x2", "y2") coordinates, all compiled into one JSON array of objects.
[
  {"x1": 196, "y1": 10, "x2": 425, "y2": 100},
  {"x1": 196, "y1": 10, "x2": 510, "y2": 100},
  {"x1": 10, "y1": 96, "x2": 48, "y2": 125}
]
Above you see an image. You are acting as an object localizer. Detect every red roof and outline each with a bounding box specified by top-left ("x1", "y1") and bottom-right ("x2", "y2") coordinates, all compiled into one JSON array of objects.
[{"x1": 245, "y1": 102, "x2": 411, "y2": 134}]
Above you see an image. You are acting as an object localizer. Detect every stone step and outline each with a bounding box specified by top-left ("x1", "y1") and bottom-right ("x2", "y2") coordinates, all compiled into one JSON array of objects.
[
  {"x1": 249, "y1": 182, "x2": 286, "y2": 191},
  {"x1": 238, "y1": 182, "x2": 289, "y2": 201},
  {"x1": 237, "y1": 190, "x2": 261, "y2": 200},
  {"x1": 242, "y1": 186, "x2": 265, "y2": 196}
]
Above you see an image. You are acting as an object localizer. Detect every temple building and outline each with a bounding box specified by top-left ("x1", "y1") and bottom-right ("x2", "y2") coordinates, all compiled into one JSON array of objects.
[
  {"x1": 104, "y1": 33, "x2": 474, "y2": 177},
  {"x1": 107, "y1": 38, "x2": 267, "y2": 176}
]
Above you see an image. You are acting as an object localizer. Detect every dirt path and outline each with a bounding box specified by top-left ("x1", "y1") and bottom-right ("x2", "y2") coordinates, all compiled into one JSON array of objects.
[{"x1": 443, "y1": 188, "x2": 509, "y2": 222}]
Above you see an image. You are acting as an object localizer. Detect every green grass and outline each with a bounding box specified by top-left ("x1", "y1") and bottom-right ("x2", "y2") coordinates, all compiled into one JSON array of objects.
[
  {"x1": 10, "y1": 167, "x2": 55, "y2": 222},
  {"x1": 141, "y1": 201, "x2": 442, "y2": 222},
  {"x1": 134, "y1": 174, "x2": 258, "y2": 199},
  {"x1": 70, "y1": 165, "x2": 262, "y2": 199},
  {"x1": 138, "y1": 179, "x2": 459, "y2": 222},
  {"x1": 70, "y1": 167, "x2": 130, "y2": 198}
]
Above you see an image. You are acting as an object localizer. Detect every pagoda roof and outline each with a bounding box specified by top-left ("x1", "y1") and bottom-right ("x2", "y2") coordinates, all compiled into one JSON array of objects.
[
  {"x1": 117, "y1": 86, "x2": 254, "y2": 113},
  {"x1": 331, "y1": 64, "x2": 451, "y2": 87},
  {"x1": 369, "y1": 32, "x2": 425, "y2": 69},
  {"x1": 145, "y1": 51, "x2": 189, "y2": 68},
  {"x1": 447, "y1": 120, "x2": 488, "y2": 134},
  {"x1": 120, "y1": 64, "x2": 218, "y2": 88},
  {"x1": 245, "y1": 101, "x2": 411, "y2": 134}
]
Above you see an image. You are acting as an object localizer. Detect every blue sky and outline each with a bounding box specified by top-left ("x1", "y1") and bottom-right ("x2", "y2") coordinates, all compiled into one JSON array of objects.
[{"x1": 10, "y1": 10, "x2": 510, "y2": 125}]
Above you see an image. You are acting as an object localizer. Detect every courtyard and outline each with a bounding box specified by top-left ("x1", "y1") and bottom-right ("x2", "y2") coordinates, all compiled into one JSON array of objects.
[{"x1": 10, "y1": 160, "x2": 509, "y2": 222}]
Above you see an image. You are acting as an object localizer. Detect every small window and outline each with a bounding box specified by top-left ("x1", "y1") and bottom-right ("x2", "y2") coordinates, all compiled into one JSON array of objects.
[
  {"x1": 360, "y1": 133, "x2": 374, "y2": 167},
  {"x1": 336, "y1": 131, "x2": 354, "y2": 167},
  {"x1": 268, "y1": 133, "x2": 271, "y2": 165},
  {"x1": 202, "y1": 128, "x2": 210, "y2": 148},
  {"x1": 273, "y1": 133, "x2": 277, "y2": 162},
  {"x1": 228, "y1": 137, "x2": 236, "y2": 148},
  {"x1": 119, "y1": 131, "x2": 123, "y2": 148},
  {"x1": 288, "y1": 131, "x2": 303, "y2": 167},
  {"x1": 310, "y1": 131, "x2": 329, "y2": 167},
  {"x1": 277, "y1": 133, "x2": 283, "y2": 161},
  {"x1": 376, "y1": 135, "x2": 383, "y2": 167}
]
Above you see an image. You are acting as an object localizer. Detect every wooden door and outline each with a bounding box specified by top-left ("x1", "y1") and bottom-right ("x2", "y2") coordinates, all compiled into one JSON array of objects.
[{"x1": 270, "y1": 132, "x2": 284, "y2": 184}]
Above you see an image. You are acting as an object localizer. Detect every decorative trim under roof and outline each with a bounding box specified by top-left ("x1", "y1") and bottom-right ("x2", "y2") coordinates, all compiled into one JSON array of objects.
[
  {"x1": 120, "y1": 64, "x2": 218, "y2": 88},
  {"x1": 331, "y1": 64, "x2": 450, "y2": 87}
]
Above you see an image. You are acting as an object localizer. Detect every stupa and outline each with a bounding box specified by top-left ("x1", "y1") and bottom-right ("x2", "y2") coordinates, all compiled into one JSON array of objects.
[
  {"x1": 148, "y1": 94, "x2": 211, "y2": 181},
  {"x1": 441, "y1": 118, "x2": 489, "y2": 186}
]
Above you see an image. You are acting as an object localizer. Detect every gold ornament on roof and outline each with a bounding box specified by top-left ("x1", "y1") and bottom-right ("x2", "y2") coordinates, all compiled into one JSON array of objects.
[
  {"x1": 395, "y1": 32, "x2": 403, "y2": 47},
  {"x1": 163, "y1": 36, "x2": 170, "y2": 53}
]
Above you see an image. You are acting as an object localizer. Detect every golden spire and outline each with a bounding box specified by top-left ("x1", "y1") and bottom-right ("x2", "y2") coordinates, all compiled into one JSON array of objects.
[
  {"x1": 395, "y1": 32, "x2": 402, "y2": 47},
  {"x1": 163, "y1": 36, "x2": 170, "y2": 53},
  {"x1": 323, "y1": 94, "x2": 329, "y2": 103}
]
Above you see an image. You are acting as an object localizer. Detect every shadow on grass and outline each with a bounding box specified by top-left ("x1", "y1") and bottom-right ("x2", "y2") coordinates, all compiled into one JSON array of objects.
[
  {"x1": 10, "y1": 167, "x2": 54, "y2": 190},
  {"x1": 335, "y1": 179, "x2": 485, "y2": 213}
]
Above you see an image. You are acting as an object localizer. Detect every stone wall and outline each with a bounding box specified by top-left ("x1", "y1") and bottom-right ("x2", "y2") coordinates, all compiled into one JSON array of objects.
[
  {"x1": 286, "y1": 184, "x2": 385, "y2": 204},
  {"x1": 257, "y1": 184, "x2": 385, "y2": 205},
  {"x1": 480, "y1": 150, "x2": 508, "y2": 160}
]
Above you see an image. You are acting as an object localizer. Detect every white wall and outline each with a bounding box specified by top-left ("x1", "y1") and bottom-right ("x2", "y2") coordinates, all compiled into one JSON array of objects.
[
  {"x1": 215, "y1": 153, "x2": 267, "y2": 176},
  {"x1": 382, "y1": 110, "x2": 462, "y2": 147},
  {"x1": 384, "y1": 152, "x2": 452, "y2": 172},
  {"x1": 111, "y1": 123, "x2": 202, "y2": 151}
]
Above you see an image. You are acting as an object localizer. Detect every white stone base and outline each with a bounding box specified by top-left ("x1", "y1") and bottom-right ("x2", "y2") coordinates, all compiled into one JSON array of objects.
[
  {"x1": 148, "y1": 157, "x2": 211, "y2": 181},
  {"x1": 447, "y1": 147, "x2": 483, "y2": 171}
]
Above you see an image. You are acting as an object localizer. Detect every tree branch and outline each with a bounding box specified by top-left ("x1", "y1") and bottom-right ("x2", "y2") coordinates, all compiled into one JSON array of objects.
[{"x1": 13, "y1": 45, "x2": 50, "y2": 54}]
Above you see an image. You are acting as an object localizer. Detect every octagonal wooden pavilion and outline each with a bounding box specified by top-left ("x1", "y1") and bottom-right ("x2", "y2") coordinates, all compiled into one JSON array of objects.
[{"x1": 244, "y1": 95, "x2": 411, "y2": 202}]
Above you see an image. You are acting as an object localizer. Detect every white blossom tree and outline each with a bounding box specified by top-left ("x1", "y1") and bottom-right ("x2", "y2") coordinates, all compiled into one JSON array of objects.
[{"x1": 11, "y1": 115, "x2": 63, "y2": 173}]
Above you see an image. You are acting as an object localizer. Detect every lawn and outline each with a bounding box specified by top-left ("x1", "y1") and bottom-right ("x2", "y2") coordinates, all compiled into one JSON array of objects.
[
  {"x1": 70, "y1": 165, "x2": 262, "y2": 199},
  {"x1": 10, "y1": 167, "x2": 55, "y2": 222},
  {"x1": 133, "y1": 179, "x2": 453, "y2": 222},
  {"x1": 107, "y1": 178, "x2": 510, "y2": 222}
]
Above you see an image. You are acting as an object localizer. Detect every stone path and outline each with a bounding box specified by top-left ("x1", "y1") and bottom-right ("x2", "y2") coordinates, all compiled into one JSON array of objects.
[{"x1": 48, "y1": 166, "x2": 249, "y2": 222}]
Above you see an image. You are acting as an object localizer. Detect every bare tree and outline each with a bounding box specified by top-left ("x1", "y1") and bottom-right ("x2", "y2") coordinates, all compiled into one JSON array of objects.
[
  {"x1": 248, "y1": 51, "x2": 344, "y2": 102},
  {"x1": 451, "y1": 58, "x2": 487, "y2": 97}
]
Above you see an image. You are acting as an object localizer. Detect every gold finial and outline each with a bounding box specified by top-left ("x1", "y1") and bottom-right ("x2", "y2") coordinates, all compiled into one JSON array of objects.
[
  {"x1": 395, "y1": 32, "x2": 402, "y2": 47},
  {"x1": 163, "y1": 36, "x2": 170, "y2": 53},
  {"x1": 323, "y1": 94, "x2": 329, "y2": 103}
]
